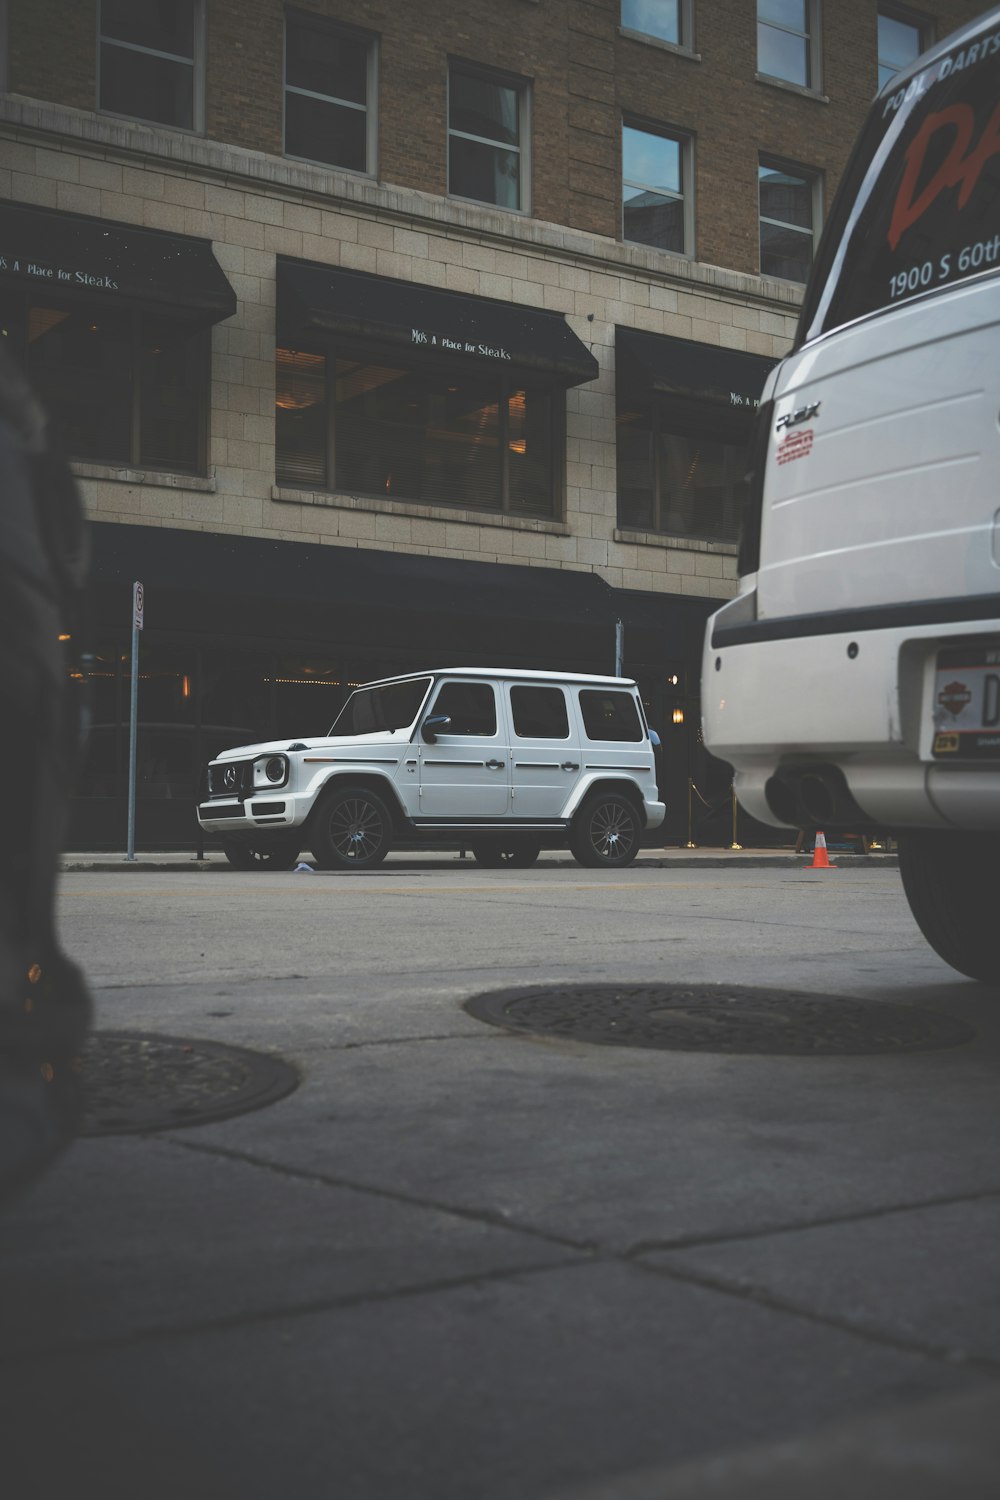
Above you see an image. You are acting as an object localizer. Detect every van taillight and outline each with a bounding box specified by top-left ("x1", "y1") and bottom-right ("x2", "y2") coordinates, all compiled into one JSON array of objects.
[{"x1": 737, "y1": 399, "x2": 773, "y2": 578}]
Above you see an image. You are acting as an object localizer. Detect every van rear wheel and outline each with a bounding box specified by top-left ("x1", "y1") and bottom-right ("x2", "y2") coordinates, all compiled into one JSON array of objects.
[{"x1": 898, "y1": 831, "x2": 999, "y2": 984}]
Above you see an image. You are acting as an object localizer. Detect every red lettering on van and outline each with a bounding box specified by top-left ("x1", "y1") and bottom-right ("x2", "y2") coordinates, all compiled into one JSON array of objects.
[{"x1": 888, "y1": 101, "x2": 1000, "y2": 251}]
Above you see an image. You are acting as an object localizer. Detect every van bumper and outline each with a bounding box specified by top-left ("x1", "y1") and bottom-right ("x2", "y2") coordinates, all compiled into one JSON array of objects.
[{"x1": 703, "y1": 608, "x2": 1000, "y2": 833}]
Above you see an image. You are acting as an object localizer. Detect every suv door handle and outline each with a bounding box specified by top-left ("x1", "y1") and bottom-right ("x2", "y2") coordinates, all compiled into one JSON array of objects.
[
  {"x1": 486, "y1": 759, "x2": 505, "y2": 770},
  {"x1": 562, "y1": 761, "x2": 580, "y2": 771}
]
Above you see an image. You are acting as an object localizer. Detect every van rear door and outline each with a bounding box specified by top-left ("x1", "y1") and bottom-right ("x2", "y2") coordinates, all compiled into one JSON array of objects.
[{"x1": 756, "y1": 13, "x2": 1000, "y2": 623}]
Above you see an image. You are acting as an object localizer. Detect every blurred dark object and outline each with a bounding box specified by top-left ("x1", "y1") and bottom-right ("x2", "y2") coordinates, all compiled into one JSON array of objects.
[{"x1": 0, "y1": 342, "x2": 92, "y2": 1203}]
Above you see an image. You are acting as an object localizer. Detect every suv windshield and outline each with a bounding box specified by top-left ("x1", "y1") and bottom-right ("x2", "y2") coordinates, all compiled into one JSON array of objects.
[
  {"x1": 329, "y1": 677, "x2": 432, "y2": 736},
  {"x1": 800, "y1": 13, "x2": 1000, "y2": 344}
]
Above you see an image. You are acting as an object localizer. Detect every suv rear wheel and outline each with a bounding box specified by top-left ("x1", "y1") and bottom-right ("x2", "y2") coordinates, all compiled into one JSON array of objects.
[
  {"x1": 571, "y1": 792, "x2": 641, "y2": 868},
  {"x1": 221, "y1": 834, "x2": 300, "y2": 871},
  {"x1": 898, "y1": 831, "x2": 998, "y2": 984},
  {"x1": 311, "y1": 784, "x2": 392, "y2": 870},
  {"x1": 470, "y1": 838, "x2": 541, "y2": 868}
]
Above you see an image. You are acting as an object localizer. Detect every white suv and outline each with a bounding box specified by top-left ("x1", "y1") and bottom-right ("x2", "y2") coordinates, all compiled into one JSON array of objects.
[
  {"x1": 197, "y1": 668, "x2": 664, "y2": 871},
  {"x1": 703, "y1": 9, "x2": 1000, "y2": 983}
]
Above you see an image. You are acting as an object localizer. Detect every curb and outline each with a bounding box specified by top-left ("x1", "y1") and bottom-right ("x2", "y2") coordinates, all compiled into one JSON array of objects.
[{"x1": 61, "y1": 853, "x2": 899, "y2": 872}]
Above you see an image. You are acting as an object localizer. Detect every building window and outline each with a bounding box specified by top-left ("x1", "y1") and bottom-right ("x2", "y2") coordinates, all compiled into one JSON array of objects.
[
  {"x1": 878, "y1": 8, "x2": 930, "y2": 90},
  {"x1": 622, "y1": 123, "x2": 691, "y2": 255},
  {"x1": 758, "y1": 158, "x2": 819, "y2": 282},
  {"x1": 757, "y1": 1, "x2": 820, "y2": 91},
  {"x1": 448, "y1": 64, "x2": 528, "y2": 211},
  {"x1": 284, "y1": 9, "x2": 377, "y2": 174},
  {"x1": 276, "y1": 346, "x2": 558, "y2": 520},
  {"x1": 620, "y1": 1, "x2": 689, "y2": 48},
  {"x1": 0, "y1": 293, "x2": 207, "y2": 473},
  {"x1": 617, "y1": 394, "x2": 753, "y2": 544},
  {"x1": 98, "y1": 0, "x2": 202, "y2": 131}
]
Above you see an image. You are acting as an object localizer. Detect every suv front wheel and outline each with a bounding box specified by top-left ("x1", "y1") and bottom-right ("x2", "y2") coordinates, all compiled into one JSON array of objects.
[
  {"x1": 571, "y1": 792, "x2": 641, "y2": 868},
  {"x1": 311, "y1": 784, "x2": 393, "y2": 870}
]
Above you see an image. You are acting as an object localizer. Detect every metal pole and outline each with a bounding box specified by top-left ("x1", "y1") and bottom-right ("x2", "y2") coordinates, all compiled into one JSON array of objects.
[
  {"x1": 126, "y1": 617, "x2": 139, "y2": 861},
  {"x1": 685, "y1": 778, "x2": 697, "y2": 848},
  {"x1": 729, "y1": 784, "x2": 743, "y2": 851},
  {"x1": 614, "y1": 619, "x2": 623, "y2": 676}
]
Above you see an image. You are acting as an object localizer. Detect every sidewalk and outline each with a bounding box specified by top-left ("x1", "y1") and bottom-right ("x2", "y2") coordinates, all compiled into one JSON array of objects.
[{"x1": 61, "y1": 845, "x2": 899, "y2": 871}]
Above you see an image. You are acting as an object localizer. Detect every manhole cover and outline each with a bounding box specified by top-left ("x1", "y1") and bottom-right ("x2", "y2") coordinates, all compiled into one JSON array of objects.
[
  {"x1": 79, "y1": 1031, "x2": 300, "y2": 1136},
  {"x1": 463, "y1": 984, "x2": 975, "y2": 1056}
]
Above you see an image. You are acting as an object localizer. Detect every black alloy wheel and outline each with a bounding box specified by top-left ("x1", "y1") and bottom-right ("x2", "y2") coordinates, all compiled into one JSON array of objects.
[
  {"x1": 221, "y1": 834, "x2": 301, "y2": 871},
  {"x1": 470, "y1": 839, "x2": 541, "y2": 868},
  {"x1": 311, "y1": 785, "x2": 392, "y2": 870},
  {"x1": 898, "y1": 830, "x2": 999, "y2": 985},
  {"x1": 570, "y1": 793, "x2": 641, "y2": 868}
]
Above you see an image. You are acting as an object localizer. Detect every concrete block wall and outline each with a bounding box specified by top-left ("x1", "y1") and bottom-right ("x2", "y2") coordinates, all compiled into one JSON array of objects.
[{"x1": 1, "y1": 116, "x2": 800, "y2": 602}]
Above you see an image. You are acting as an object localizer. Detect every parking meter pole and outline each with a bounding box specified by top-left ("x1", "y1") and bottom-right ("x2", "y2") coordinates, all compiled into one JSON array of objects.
[
  {"x1": 614, "y1": 619, "x2": 623, "y2": 677},
  {"x1": 126, "y1": 619, "x2": 139, "y2": 861}
]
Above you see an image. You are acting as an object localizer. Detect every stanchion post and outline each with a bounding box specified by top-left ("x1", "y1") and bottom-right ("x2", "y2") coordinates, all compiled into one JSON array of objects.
[
  {"x1": 729, "y1": 783, "x2": 743, "y2": 851},
  {"x1": 684, "y1": 777, "x2": 697, "y2": 848}
]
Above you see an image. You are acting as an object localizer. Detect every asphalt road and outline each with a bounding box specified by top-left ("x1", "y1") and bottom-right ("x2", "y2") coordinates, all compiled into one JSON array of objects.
[{"x1": 3, "y1": 858, "x2": 999, "y2": 1498}]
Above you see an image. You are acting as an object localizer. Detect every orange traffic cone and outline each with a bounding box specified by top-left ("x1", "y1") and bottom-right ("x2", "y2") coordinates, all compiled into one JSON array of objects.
[{"x1": 810, "y1": 831, "x2": 836, "y2": 869}]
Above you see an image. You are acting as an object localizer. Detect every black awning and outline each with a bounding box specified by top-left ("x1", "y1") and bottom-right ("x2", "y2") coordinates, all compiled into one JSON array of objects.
[
  {"x1": 617, "y1": 328, "x2": 776, "y2": 410},
  {"x1": 0, "y1": 202, "x2": 237, "y2": 324},
  {"x1": 88, "y1": 522, "x2": 615, "y2": 645},
  {"x1": 278, "y1": 261, "x2": 600, "y2": 386}
]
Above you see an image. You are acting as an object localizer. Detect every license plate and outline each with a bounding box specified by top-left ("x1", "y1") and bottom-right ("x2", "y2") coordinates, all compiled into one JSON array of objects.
[{"x1": 932, "y1": 644, "x2": 1000, "y2": 759}]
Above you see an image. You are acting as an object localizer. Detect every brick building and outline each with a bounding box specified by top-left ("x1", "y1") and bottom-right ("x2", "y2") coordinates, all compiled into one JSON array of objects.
[{"x1": 0, "y1": 0, "x2": 984, "y2": 846}]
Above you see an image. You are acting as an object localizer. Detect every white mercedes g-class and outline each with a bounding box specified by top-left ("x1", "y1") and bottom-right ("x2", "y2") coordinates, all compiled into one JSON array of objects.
[{"x1": 197, "y1": 667, "x2": 664, "y2": 871}]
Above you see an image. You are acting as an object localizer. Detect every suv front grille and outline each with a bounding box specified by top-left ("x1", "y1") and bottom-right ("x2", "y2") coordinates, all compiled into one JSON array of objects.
[{"x1": 208, "y1": 759, "x2": 252, "y2": 797}]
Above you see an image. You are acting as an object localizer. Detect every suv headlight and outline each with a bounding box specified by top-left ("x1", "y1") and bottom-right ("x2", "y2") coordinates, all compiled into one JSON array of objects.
[{"x1": 253, "y1": 754, "x2": 289, "y2": 789}]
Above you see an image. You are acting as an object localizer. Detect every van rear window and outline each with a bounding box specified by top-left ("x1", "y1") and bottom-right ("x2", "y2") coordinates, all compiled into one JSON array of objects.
[{"x1": 800, "y1": 18, "x2": 1000, "y2": 342}]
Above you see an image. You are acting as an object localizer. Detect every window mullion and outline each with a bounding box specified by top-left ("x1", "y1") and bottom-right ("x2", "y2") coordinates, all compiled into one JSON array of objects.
[
  {"x1": 652, "y1": 399, "x2": 662, "y2": 532},
  {"x1": 286, "y1": 83, "x2": 366, "y2": 113},
  {"x1": 131, "y1": 314, "x2": 141, "y2": 466},
  {"x1": 325, "y1": 347, "x2": 336, "y2": 491},
  {"x1": 500, "y1": 376, "x2": 510, "y2": 513}
]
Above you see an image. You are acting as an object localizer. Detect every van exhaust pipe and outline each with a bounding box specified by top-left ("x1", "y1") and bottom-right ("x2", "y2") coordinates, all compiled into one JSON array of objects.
[{"x1": 765, "y1": 764, "x2": 878, "y2": 831}]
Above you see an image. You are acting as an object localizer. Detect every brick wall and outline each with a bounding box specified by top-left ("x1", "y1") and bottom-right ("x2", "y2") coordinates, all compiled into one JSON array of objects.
[
  {"x1": 8, "y1": 0, "x2": 95, "y2": 110},
  {"x1": 6, "y1": 0, "x2": 989, "y2": 272}
]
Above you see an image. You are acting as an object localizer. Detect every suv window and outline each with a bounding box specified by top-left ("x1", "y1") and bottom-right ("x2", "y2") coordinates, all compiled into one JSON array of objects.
[
  {"x1": 579, "y1": 690, "x2": 643, "y2": 742},
  {"x1": 330, "y1": 677, "x2": 431, "y2": 735},
  {"x1": 800, "y1": 15, "x2": 1000, "y2": 343},
  {"x1": 510, "y1": 686, "x2": 569, "y2": 739},
  {"x1": 430, "y1": 681, "x2": 497, "y2": 735}
]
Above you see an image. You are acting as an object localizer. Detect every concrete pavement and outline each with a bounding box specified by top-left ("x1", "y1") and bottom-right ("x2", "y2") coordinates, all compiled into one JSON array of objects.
[{"x1": 2, "y1": 860, "x2": 994, "y2": 1499}]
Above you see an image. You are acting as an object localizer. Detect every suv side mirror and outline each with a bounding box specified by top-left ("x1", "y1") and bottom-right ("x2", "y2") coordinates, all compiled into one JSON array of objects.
[
  {"x1": 649, "y1": 729, "x2": 661, "y2": 748},
  {"x1": 421, "y1": 715, "x2": 451, "y2": 744}
]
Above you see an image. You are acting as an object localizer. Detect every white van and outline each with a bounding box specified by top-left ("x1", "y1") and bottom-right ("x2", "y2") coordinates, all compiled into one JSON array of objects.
[{"x1": 703, "y1": 8, "x2": 1000, "y2": 983}]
